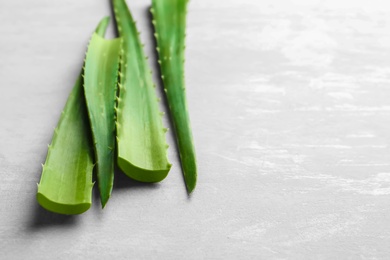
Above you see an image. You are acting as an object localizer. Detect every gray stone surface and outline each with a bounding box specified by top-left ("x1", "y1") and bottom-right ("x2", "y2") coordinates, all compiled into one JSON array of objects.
[{"x1": 1, "y1": 0, "x2": 390, "y2": 259}]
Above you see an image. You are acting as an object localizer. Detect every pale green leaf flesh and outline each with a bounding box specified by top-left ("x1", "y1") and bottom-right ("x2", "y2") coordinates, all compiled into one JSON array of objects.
[
  {"x1": 112, "y1": 0, "x2": 171, "y2": 182},
  {"x1": 151, "y1": 0, "x2": 197, "y2": 192},
  {"x1": 84, "y1": 33, "x2": 120, "y2": 208},
  {"x1": 36, "y1": 18, "x2": 110, "y2": 215}
]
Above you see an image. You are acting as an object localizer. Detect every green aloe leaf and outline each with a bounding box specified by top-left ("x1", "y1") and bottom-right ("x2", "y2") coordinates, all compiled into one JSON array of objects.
[
  {"x1": 83, "y1": 33, "x2": 120, "y2": 208},
  {"x1": 112, "y1": 0, "x2": 171, "y2": 182},
  {"x1": 36, "y1": 17, "x2": 110, "y2": 214},
  {"x1": 151, "y1": 0, "x2": 197, "y2": 192}
]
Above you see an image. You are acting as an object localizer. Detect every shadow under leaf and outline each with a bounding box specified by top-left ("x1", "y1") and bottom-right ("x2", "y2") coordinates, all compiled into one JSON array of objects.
[
  {"x1": 27, "y1": 199, "x2": 79, "y2": 231},
  {"x1": 113, "y1": 167, "x2": 160, "y2": 190}
]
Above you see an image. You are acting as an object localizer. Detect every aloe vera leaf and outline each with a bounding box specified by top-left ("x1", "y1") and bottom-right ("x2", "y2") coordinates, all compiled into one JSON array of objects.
[
  {"x1": 151, "y1": 0, "x2": 197, "y2": 192},
  {"x1": 94, "y1": 16, "x2": 110, "y2": 37},
  {"x1": 112, "y1": 0, "x2": 171, "y2": 182},
  {"x1": 37, "y1": 18, "x2": 111, "y2": 214},
  {"x1": 83, "y1": 33, "x2": 120, "y2": 208}
]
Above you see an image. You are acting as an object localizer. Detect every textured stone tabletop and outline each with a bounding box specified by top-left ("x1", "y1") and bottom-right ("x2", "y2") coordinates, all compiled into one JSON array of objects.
[{"x1": 1, "y1": 0, "x2": 390, "y2": 259}]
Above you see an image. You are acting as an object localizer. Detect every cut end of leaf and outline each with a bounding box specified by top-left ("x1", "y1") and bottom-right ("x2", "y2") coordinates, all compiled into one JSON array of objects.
[
  {"x1": 117, "y1": 156, "x2": 171, "y2": 183},
  {"x1": 36, "y1": 192, "x2": 91, "y2": 215}
]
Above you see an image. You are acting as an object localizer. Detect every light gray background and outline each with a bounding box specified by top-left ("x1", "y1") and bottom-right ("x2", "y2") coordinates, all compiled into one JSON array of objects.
[{"x1": 1, "y1": 0, "x2": 390, "y2": 259}]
